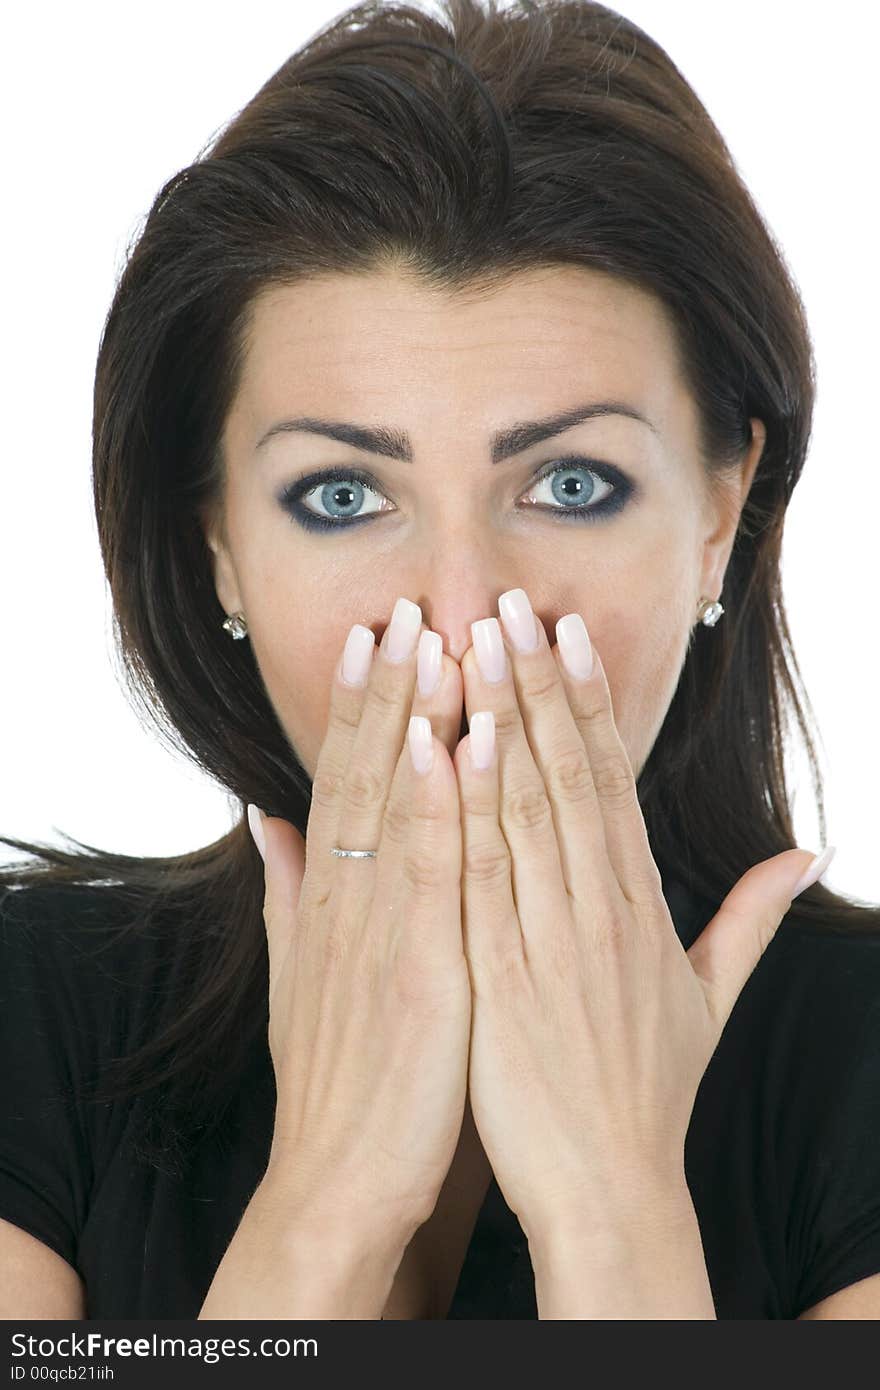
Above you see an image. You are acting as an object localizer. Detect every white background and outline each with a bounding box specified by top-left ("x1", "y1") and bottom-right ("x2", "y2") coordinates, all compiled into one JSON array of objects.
[{"x1": 2, "y1": 1, "x2": 877, "y2": 906}]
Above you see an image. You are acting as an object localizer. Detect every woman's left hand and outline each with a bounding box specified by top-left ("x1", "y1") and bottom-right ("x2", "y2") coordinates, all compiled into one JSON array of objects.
[{"x1": 452, "y1": 588, "x2": 826, "y2": 1242}]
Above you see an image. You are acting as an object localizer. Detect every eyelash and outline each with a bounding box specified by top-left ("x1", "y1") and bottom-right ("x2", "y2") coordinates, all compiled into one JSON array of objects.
[{"x1": 277, "y1": 455, "x2": 634, "y2": 534}]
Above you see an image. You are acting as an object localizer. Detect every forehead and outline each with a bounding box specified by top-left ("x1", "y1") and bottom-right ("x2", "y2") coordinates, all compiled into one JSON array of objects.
[
  {"x1": 230, "y1": 263, "x2": 693, "y2": 453},
  {"x1": 242, "y1": 263, "x2": 679, "y2": 371}
]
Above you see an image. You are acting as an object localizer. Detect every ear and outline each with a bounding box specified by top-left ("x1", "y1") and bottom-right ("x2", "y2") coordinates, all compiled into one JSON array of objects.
[
  {"x1": 699, "y1": 417, "x2": 766, "y2": 599},
  {"x1": 200, "y1": 503, "x2": 244, "y2": 620}
]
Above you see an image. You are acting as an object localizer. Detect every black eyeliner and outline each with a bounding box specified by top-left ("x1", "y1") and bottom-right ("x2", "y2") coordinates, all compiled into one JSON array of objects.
[{"x1": 277, "y1": 456, "x2": 634, "y2": 533}]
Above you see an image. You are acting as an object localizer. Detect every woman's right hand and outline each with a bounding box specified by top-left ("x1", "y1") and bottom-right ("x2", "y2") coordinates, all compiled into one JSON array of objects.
[{"x1": 252, "y1": 596, "x2": 475, "y2": 1246}]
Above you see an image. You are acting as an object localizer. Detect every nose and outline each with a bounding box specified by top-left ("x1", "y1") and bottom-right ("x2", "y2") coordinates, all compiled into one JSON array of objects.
[
  {"x1": 421, "y1": 589, "x2": 548, "y2": 666},
  {"x1": 371, "y1": 534, "x2": 545, "y2": 662}
]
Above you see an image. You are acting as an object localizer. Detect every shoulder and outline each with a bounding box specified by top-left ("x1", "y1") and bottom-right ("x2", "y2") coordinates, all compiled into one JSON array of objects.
[
  {"x1": 761, "y1": 915, "x2": 880, "y2": 1028},
  {"x1": 768, "y1": 921, "x2": 880, "y2": 1316},
  {"x1": 0, "y1": 877, "x2": 178, "y2": 1036},
  {"x1": 0, "y1": 880, "x2": 155, "y2": 1272},
  {"x1": 718, "y1": 910, "x2": 880, "y2": 1064},
  {"x1": 1, "y1": 877, "x2": 148, "y2": 959},
  {"x1": 710, "y1": 913, "x2": 880, "y2": 1160},
  {"x1": 684, "y1": 890, "x2": 880, "y2": 1107}
]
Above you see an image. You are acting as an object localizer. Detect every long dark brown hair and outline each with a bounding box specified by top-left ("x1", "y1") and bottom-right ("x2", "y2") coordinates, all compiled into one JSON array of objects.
[{"x1": 3, "y1": 0, "x2": 877, "y2": 1176}]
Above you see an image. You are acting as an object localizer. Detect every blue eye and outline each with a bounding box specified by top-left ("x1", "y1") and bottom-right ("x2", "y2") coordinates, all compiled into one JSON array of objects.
[
  {"x1": 278, "y1": 456, "x2": 634, "y2": 533},
  {"x1": 521, "y1": 459, "x2": 630, "y2": 518}
]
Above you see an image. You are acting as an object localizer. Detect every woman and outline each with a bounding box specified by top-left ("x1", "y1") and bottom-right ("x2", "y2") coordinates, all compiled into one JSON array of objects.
[{"x1": 1, "y1": 0, "x2": 878, "y2": 1321}]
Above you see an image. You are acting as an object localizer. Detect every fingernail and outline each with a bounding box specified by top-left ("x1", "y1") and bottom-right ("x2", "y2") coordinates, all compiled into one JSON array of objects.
[
  {"x1": 498, "y1": 588, "x2": 540, "y2": 654},
  {"x1": 556, "y1": 613, "x2": 593, "y2": 681},
  {"x1": 417, "y1": 629, "x2": 442, "y2": 697},
  {"x1": 247, "y1": 803, "x2": 266, "y2": 861},
  {"x1": 469, "y1": 710, "x2": 495, "y2": 770},
  {"x1": 385, "y1": 597, "x2": 422, "y2": 663},
  {"x1": 791, "y1": 844, "x2": 836, "y2": 898},
  {"x1": 341, "y1": 623, "x2": 375, "y2": 687},
  {"x1": 472, "y1": 617, "x2": 508, "y2": 683},
  {"x1": 408, "y1": 714, "x2": 434, "y2": 774}
]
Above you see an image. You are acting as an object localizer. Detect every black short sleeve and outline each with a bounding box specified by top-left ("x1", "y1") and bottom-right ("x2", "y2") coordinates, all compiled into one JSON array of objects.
[
  {"x1": 793, "y1": 980, "x2": 880, "y2": 1314},
  {"x1": 0, "y1": 885, "x2": 102, "y2": 1271}
]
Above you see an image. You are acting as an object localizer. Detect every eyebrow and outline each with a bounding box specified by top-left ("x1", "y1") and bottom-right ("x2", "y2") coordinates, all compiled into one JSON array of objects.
[{"x1": 254, "y1": 399, "x2": 658, "y2": 464}]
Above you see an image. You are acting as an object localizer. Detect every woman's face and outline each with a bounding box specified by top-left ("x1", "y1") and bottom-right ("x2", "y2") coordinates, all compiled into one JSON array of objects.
[{"x1": 207, "y1": 264, "x2": 764, "y2": 781}]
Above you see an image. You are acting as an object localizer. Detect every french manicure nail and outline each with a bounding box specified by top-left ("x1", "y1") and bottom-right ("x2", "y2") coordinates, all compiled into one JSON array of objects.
[
  {"x1": 341, "y1": 623, "x2": 375, "y2": 687},
  {"x1": 386, "y1": 597, "x2": 422, "y2": 663},
  {"x1": 469, "y1": 710, "x2": 495, "y2": 770},
  {"x1": 417, "y1": 629, "x2": 442, "y2": 697},
  {"x1": 408, "y1": 714, "x2": 434, "y2": 774},
  {"x1": 791, "y1": 844, "x2": 836, "y2": 898},
  {"x1": 247, "y1": 803, "x2": 266, "y2": 861},
  {"x1": 499, "y1": 588, "x2": 540, "y2": 654},
  {"x1": 556, "y1": 613, "x2": 593, "y2": 681},
  {"x1": 472, "y1": 617, "x2": 508, "y2": 683}
]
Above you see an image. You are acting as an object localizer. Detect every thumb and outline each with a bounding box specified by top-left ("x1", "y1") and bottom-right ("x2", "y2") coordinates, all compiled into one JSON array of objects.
[
  {"x1": 686, "y1": 845, "x2": 836, "y2": 1032},
  {"x1": 247, "y1": 803, "x2": 307, "y2": 984}
]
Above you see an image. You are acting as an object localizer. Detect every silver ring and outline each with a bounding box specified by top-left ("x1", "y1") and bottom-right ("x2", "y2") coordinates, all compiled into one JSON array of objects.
[{"x1": 330, "y1": 846, "x2": 377, "y2": 858}]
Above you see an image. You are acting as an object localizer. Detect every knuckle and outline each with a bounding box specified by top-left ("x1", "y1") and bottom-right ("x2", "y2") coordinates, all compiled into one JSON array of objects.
[
  {"x1": 583, "y1": 877, "x2": 640, "y2": 949},
  {"x1": 625, "y1": 859, "x2": 665, "y2": 904},
  {"x1": 473, "y1": 942, "x2": 527, "y2": 999},
  {"x1": 578, "y1": 701, "x2": 613, "y2": 738},
  {"x1": 750, "y1": 911, "x2": 777, "y2": 958},
  {"x1": 491, "y1": 704, "x2": 523, "y2": 740},
  {"x1": 381, "y1": 788, "x2": 411, "y2": 848},
  {"x1": 591, "y1": 751, "x2": 636, "y2": 808},
  {"x1": 504, "y1": 777, "x2": 553, "y2": 833},
  {"x1": 364, "y1": 677, "x2": 404, "y2": 719},
  {"x1": 327, "y1": 692, "x2": 363, "y2": 735},
  {"x1": 546, "y1": 745, "x2": 594, "y2": 802},
  {"x1": 401, "y1": 847, "x2": 448, "y2": 895},
  {"x1": 520, "y1": 666, "x2": 561, "y2": 708},
  {"x1": 463, "y1": 835, "x2": 511, "y2": 886},
  {"x1": 310, "y1": 765, "x2": 344, "y2": 812},
  {"x1": 344, "y1": 759, "x2": 387, "y2": 813},
  {"x1": 387, "y1": 943, "x2": 467, "y2": 1026},
  {"x1": 407, "y1": 792, "x2": 453, "y2": 829},
  {"x1": 390, "y1": 958, "x2": 446, "y2": 1013}
]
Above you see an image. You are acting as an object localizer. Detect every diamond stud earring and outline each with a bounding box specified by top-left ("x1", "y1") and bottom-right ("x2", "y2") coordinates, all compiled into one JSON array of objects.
[
  {"x1": 696, "y1": 596, "x2": 724, "y2": 627},
  {"x1": 222, "y1": 612, "x2": 248, "y2": 640}
]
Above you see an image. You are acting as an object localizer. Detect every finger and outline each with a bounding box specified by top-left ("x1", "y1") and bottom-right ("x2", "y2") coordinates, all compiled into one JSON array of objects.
[
  {"x1": 299, "y1": 620, "x2": 377, "y2": 907},
  {"x1": 687, "y1": 848, "x2": 831, "y2": 1032},
  {"x1": 452, "y1": 711, "x2": 523, "y2": 981},
  {"x1": 303, "y1": 597, "x2": 423, "y2": 909},
  {"x1": 334, "y1": 596, "x2": 422, "y2": 847},
  {"x1": 254, "y1": 807, "x2": 307, "y2": 1004},
  {"x1": 368, "y1": 714, "x2": 464, "y2": 975},
  {"x1": 552, "y1": 620, "x2": 663, "y2": 909},
  {"x1": 460, "y1": 616, "x2": 571, "y2": 941},
  {"x1": 494, "y1": 592, "x2": 617, "y2": 913},
  {"x1": 410, "y1": 629, "x2": 465, "y2": 764}
]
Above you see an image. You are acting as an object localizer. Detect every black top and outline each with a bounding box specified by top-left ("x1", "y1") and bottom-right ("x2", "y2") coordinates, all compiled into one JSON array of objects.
[{"x1": 1, "y1": 868, "x2": 879, "y2": 1320}]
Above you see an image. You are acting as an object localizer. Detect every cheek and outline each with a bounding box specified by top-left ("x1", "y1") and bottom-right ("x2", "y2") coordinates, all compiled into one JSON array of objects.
[
  {"x1": 226, "y1": 508, "x2": 368, "y2": 775},
  {"x1": 248, "y1": 604, "x2": 351, "y2": 778},
  {"x1": 591, "y1": 593, "x2": 691, "y2": 777}
]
